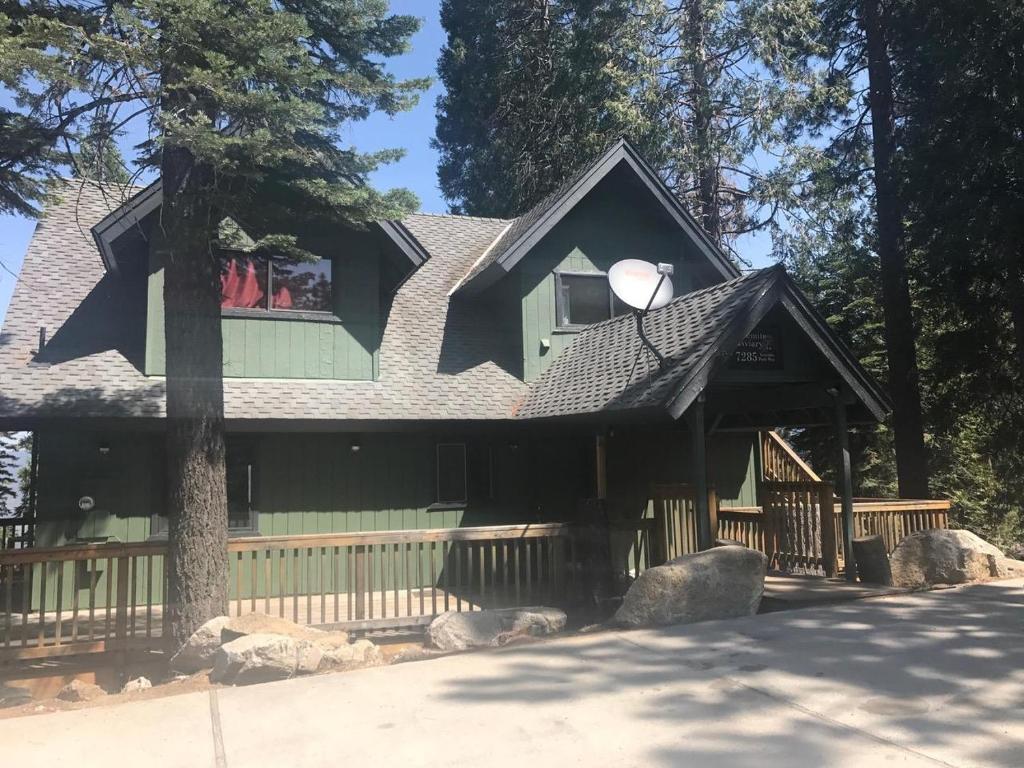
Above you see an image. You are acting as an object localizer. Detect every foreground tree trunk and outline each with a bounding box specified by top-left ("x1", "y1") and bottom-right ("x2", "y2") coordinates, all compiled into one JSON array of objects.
[
  {"x1": 862, "y1": 0, "x2": 930, "y2": 498},
  {"x1": 157, "y1": 142, "x2": 229, "y2": 647}
]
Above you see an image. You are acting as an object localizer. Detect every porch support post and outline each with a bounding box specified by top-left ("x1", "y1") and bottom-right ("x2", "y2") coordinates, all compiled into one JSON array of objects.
[
  {"x1": 832, "y1": 391, "x2": 857, "y2": 581},
  {"x1": 687, "y1": 395, "x2": 713, "y2": 551},
  {"x1": 595, "y1": 433, "x2": 608, "y2": 501}
]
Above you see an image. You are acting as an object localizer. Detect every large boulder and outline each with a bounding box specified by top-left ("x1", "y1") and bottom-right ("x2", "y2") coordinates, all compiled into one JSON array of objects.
[
  {"x1": 613, "y1": 546, "x2": 767, "y2": 628},
  {"x1": 211, "y1": 634, "x2": 322, "y2": 686},
  {"x1": 426, "y1": 607, "x2": 568, "y2": 651},
  {"x1": 889, "y1": 529, "x2": 1024, "y2": 588},
  {"x1": 221, "y1": 613, "x2": 333, "y2": 643},
  {"x1": 170, "y1": 615, "x2": 230, "y2": 673}
]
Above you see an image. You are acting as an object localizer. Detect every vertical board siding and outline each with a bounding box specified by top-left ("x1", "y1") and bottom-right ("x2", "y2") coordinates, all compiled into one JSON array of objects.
[
  {"x1": 517, "y1": 178, "x2": 700, "y2": 382},
  {"x1": 145, "y1": 247, "x2": 380, "y2": 380}
]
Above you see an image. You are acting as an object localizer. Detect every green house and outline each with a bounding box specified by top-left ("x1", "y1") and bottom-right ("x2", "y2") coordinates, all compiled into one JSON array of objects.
[{"x1": 0, "y1": 140, "x2": 891, "y2": 624}]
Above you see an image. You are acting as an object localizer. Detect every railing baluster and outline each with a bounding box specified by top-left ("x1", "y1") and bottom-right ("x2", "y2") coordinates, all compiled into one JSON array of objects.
[
  {"x1": 146, "y1": 554, "x2": 154, "y2": 640},
  {"x1": 88, "y1": 558, "x2": 97, "y2": 642},
  {"x1": 251, "y1": 551, "x2": 258, "y2": 614}
]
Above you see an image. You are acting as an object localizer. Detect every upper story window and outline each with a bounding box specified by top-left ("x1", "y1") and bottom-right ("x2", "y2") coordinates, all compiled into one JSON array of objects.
[
  {"x1": 220, "y1": 253, "x2": 333, "y2": 314},
  {"x1": 555, "y1": 271, "x2": 627, "y2": 328}
]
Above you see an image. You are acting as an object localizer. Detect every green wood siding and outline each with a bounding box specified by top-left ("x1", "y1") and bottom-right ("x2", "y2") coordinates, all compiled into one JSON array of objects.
[
  {"x1": 606, "y1": 429, "x2": 761, "y2": 521},
  {"x1": 516, "y1": 176, "x2": 710, "y2": 382},
  {"x1": 145, "y1": 244, "x2": 380, "y2": 380},
  {"x1": 28, "y1": 427, "x2": 761, "y2": 608}
]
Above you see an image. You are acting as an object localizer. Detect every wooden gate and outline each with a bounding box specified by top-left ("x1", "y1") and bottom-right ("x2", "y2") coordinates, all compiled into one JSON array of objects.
[{"x1": 760, "y1": 481, "x2": 838, "y2": 576}]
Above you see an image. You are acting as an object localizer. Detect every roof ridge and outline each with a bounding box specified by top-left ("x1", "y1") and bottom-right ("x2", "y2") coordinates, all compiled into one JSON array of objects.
[{"x1": 404, "y1": 211, "x2": 514, "y2": 224}]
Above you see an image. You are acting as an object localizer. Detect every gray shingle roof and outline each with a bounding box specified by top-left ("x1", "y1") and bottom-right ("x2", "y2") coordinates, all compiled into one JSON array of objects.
[
  {"x1": 0, "y1": 180, "x2": 526, "y2": 424},
  {"x1": 515, "y1": 269, "x2": 782, "y2": 420}
]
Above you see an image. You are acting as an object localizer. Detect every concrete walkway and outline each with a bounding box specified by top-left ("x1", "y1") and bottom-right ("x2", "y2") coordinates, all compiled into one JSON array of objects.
[{"x1": 4, "y1": 579, "x2": 1023, "y2": 767}]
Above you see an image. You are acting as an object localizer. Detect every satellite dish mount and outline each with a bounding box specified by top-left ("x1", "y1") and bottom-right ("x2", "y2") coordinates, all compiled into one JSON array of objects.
[{"x1": 608, "y1": 260, "x2": 675, "y2": 374}]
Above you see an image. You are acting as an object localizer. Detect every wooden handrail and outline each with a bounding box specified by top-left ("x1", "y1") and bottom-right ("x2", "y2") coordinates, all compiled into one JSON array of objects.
[
  {"x1": 226, "y1": 523, "x2": 574, "y2": 552},
  {"x1": 0, "y1": 539, "x2": 166, "y2": 565},
  {"x1": 762, "y1": 431, "x2": 821, "y2": 483}
]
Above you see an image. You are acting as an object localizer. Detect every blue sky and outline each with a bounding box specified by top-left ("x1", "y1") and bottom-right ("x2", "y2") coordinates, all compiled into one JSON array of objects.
[{"x1": 0, "y1": 0, "x2": 770, "y2": 328}]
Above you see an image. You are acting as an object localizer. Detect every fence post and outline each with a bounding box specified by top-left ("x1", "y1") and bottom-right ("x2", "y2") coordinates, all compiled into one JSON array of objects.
[
  {"x1": 819, "y1": 484, "x2": 838, "y2": 577},
  {"x1": 114, "y1": 555, "x2": 130, "y2": 658},
  {"x1": 707, "y1": 487, "x2": 719, "y2": 545}
]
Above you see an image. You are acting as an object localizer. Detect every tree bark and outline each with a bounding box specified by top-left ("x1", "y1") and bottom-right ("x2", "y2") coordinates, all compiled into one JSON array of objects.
[
  {"x1": 157, "y1": 140, "x2": 229, "y2": 647},
  {"x1": 687, "y1": 0, "x2": 721, "y2": 244},
  {"x1": 861, "y1": 0, "x2": 929, "y2": 498},
  {"x1": 1008, "y1": 254, "x2": 1024, "y2": 377}
]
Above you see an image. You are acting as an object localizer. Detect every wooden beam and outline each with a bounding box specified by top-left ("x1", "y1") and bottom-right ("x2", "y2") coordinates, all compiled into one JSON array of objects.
[
  {"x1": 833, "y1": 393, "x2": 857, "y2": 581},
  {"x1": 595, "y1": 434, "x2": 608, "y2": 501},
  {"x1": 687, "y1": 397, "x2": 713, "y2": 550}
]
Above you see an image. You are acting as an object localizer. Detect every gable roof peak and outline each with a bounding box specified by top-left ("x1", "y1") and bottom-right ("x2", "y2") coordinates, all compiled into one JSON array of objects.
[{"x1": 452, "y1": 138, "x2": 740, "y2": 296}]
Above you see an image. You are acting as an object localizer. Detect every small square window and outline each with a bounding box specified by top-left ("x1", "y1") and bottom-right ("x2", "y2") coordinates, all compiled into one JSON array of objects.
[
  {"x1": 556, "y1": 272, "x2": 627, "y2": 327},
  {"x1": 436, "y1": 443, "x2": 467, "y2": 505}
]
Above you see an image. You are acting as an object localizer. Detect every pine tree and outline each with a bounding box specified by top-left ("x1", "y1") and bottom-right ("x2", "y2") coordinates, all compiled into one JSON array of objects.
[
  {"x1": 71, "y1": 116, "x2": 130, "y2": 184},
  {"x1": 435, "y1": 0, "x2": 667, "y2": 217},
  {"x1": 0, "y1": 0, "x2": 425, "y2": 643}
]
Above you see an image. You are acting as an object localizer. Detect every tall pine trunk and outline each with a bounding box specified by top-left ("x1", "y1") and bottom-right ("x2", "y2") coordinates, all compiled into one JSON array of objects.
[
  {"x1": 157, "y1": 142, "x2": 229, "y2": 646},
  {"x1": 862, "y1": 0, "x2": 929, "y2": 498},
  {"x1": 687, "y1": 0, "x2": 721, "y2": 243},
  {"x1": 1009, "y1": 254, "x2": 1024, "y2": 377}
]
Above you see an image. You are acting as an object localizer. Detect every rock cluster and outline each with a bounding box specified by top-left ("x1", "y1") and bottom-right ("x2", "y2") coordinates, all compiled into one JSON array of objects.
[
  {"x1": 613, "y1": 546, "x2": 767, "y2": 628},
  {"x1": 171, "y1": 613, "x2": 381, "y2": 685},
  {"x1": 426, "y1": 607, "x2": 567, "y2": 651}
]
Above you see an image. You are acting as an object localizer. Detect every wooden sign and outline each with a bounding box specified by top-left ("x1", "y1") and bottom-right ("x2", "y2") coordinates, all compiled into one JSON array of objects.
[{"x1": 731, "y1": 326, "x2": 782, "y2": 369}]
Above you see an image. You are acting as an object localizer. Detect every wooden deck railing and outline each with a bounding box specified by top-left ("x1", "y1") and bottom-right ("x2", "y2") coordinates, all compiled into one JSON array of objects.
[
  {"x1": 832, "y1": 498, "x2": 951, "y2": 563},
  {"x1": 626, "y1": 484, "x2": 952, "y2": 580},
  {"x1": 0, "y1": 540, "x2": 167, "y2": 661},
  {"x1": 1, "y1": 517, "x2": 35, "y2": 550},
  {"x1": 761, "y1": 431, "x2": 821, "y2": 483},
  {"x1": 0, "y1": 523, "x2": 580, "y2": 661}
]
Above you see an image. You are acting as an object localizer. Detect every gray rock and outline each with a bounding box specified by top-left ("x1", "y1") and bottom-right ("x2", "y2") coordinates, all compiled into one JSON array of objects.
[
  {"x1": 317, "y1": 637, "x2": 382, "y2": 670},
  {"x1": 221, "y1": 613, "x2": 332, "y2": 644},
  {"x1": 121, "y1": 677, "x2": 152, "y2": 694},
  {"x1": 170, "y1": 615, "x2": 230, "y2": 673},
  {"x1": 889, "y1": 529, "x2": 1024, "y2": 588},
  {"x1": 427, "y1": 607, "x2": 568, "y2": 651},
  {"x1": 57, "y1": 680, "x2": 106, "y2": 702},
  {"x1": 613, "y1": 546, "x2": 768, "y2": 628},
  {"x1": 510, "y1": 607, "x2": 568, "y2": 637},
  {"x1": 211, "y1": 633, "x2": 323, "y2": 686}
]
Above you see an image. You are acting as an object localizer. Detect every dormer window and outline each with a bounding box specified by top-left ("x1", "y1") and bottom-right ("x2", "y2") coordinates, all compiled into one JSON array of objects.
[{"x1": 220, "y1": 253, "x2": 333, "y2": 313}]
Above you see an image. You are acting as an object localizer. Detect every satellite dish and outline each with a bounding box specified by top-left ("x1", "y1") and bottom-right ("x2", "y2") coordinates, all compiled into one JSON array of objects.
[{"x1": 609, "y1": 259, "x2": 674, "y2": 311}]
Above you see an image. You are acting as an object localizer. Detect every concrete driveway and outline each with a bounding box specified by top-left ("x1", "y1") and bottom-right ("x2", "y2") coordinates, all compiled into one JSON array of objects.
[{"x1": 4, "y1": 578, "x2": 1022, "y2": 767}]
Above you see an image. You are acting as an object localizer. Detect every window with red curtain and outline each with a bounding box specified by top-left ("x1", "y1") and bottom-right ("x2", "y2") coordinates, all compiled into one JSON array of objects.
[
  {"x1": 219, "y1": 253, "x2": 332, "y2": 313},
  {"x1": 220, "y1": 255, "x2": 268, "y2": 309}
]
